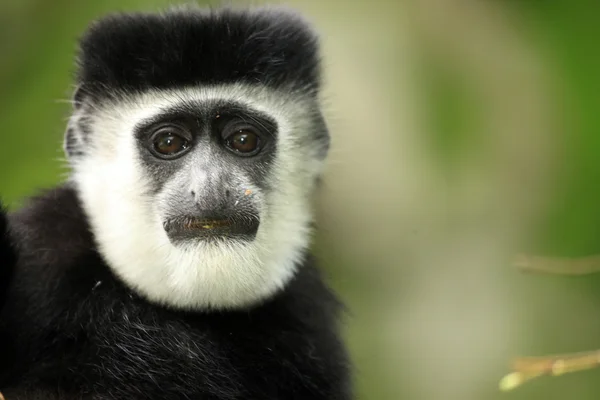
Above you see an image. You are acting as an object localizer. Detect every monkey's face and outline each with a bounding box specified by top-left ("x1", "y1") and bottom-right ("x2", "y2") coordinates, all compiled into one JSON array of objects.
[
  {"x1": 68, "y1": 84, "x2": 329, "y2": 310},
  {"x1": 139, "y1": 100, "x2": 275, "y2": 245}
]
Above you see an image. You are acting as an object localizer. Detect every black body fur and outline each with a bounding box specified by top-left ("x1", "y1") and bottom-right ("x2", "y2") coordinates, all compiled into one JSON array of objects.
[
  {"x1": 0, "y1": 187, "x2": 351, "y2": 399},
  {"x1": 0, "y1": 202, "x2": 16, "y2": 311}
]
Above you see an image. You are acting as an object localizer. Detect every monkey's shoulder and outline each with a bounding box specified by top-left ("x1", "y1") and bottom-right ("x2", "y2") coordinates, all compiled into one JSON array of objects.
[
  {"x1": 8, "y1": 184, "x2": 94, "y2": 271},
  {"x1": 1, "y1": 185, "x2": 97, "y2": 312}
]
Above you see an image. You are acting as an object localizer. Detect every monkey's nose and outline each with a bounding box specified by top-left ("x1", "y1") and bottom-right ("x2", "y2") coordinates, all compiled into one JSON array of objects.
[{"x1": 189, "y1": 184, "x2": 236, "y2": 210}]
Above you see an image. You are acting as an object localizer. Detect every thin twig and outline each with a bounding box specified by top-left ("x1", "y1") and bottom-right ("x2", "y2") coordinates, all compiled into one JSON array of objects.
[
  {"x1": 514, "y1": 254, "x2": 600, "y2": 275},
  {"x1": 500, "y1": 350, "x2": 600, "y2": 391}
]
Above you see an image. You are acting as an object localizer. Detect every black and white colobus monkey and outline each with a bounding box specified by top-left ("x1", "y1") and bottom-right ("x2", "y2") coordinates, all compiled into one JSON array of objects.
[{"x1": 0, "y1": 5, "x2": 352, "y2": 399}]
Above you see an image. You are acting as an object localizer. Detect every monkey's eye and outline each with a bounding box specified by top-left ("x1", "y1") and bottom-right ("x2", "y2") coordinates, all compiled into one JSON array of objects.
[
  {"x1": 151, "y1": 128, "x2": 190, "y2": 158},
  {"x1": 225, "y1": 130, "x2": 260, "y2": 155}
]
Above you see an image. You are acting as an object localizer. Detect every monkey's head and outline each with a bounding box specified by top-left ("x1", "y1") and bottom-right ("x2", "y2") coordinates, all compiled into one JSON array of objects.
[{"x1": 64, "y1": 6, "x2": 330, "y2": 310}]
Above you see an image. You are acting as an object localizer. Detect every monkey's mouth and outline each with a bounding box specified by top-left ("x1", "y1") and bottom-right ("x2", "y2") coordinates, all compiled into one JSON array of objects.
[
  {"x1": 183, "y1": 218, "x2": 232, "y2": 230},
  {"x1": 163, "y1": 215, "x2": 259, "y2": 242}
]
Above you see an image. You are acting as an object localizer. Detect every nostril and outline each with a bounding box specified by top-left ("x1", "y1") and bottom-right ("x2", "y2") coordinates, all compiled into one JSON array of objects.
[
  {"x1": 191, "y1": 190, "x2": 196, "y2": 198},
  {"x1": 225, "y1": 189, "x2": 231, "y2": 198}
]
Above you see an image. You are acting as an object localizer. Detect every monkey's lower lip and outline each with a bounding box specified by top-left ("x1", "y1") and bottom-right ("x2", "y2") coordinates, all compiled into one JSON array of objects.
[{"x1": 163, "y1": 216, "x2": 259, "y2": 242}]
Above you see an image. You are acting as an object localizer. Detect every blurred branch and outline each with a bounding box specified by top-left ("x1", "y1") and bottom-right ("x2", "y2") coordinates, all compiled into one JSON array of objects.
[
  {"x1": 500, "y1": 254, "x2": 600, "y2": 391},
  {"x1": 500, "y1": 350, "x2": 600, "y2": 391},
  {"x1": 514, "y1": 254, "x2": 600, "y2": 275}
]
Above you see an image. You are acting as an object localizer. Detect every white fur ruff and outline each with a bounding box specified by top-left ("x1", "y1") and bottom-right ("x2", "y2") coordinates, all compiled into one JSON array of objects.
[{"x1": 71, "y1": 84, "x2": 325, "y2": 310}]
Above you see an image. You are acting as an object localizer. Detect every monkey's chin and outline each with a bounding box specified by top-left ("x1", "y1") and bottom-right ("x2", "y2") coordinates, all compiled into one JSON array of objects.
[{"x1": 163, "y1": 216, "x2": 259, "y2": 243}]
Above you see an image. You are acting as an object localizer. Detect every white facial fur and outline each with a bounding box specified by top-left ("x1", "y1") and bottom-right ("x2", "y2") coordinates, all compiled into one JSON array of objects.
[{"x1": 69, "y1": 84, "x2": 327, "y2": 310}]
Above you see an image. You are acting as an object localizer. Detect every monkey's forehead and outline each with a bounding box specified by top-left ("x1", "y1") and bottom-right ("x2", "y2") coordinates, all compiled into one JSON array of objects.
[{"x1": 76, "y1": 6, "x2": 322, "y2": 99}]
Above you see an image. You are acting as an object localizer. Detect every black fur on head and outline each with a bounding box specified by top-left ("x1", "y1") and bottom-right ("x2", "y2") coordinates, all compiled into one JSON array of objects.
[{"x1": 75, "y1": 5, "x2": 323, "y2": 102}]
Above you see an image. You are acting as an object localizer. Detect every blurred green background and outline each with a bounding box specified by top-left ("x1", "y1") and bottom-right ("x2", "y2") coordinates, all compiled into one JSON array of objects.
[{"x1": 3, "y1": 1, "x2": 600, "y2": 399}]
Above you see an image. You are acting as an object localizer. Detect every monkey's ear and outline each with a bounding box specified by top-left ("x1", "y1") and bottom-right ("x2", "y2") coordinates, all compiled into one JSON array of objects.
[
  {"x1": 71, "y1": 84, "x2": 86, "y2": 110},
  {"x1": 312, "y1": 110, "x2": 330, "y2": 161},
  {"x1": 64, "y1": 85, "x2": 93, "y2": 160}
]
